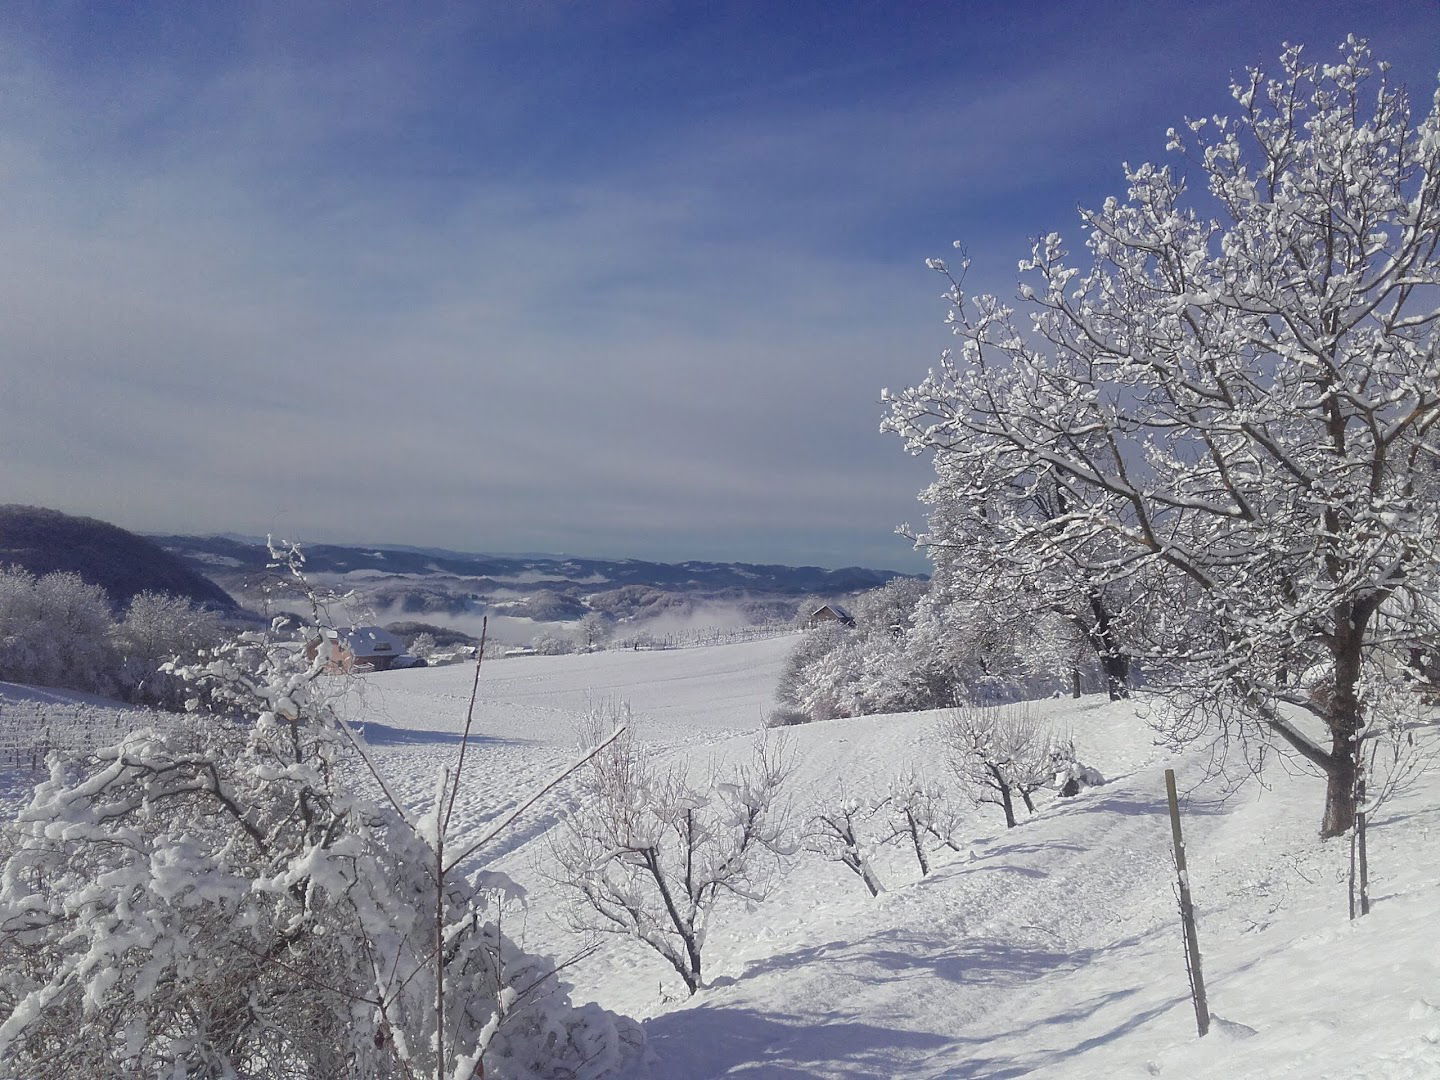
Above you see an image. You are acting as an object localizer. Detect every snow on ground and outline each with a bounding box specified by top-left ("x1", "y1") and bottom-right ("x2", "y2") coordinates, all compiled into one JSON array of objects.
[
  {"x1": 3, "y1": 643, "x2": 1438, "y2": 1078},
  {"x1": 331, "y1": 643, "x2": 1440, "y2": 1079},
  {"x1": 0, "y1": 681, "x2": 174, "y2": 814}
]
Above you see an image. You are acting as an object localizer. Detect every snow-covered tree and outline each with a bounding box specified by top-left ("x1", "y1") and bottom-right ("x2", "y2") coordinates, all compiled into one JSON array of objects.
[
  {"x1": 776, "y1": 582, "x2": 972, "y2": 723},
  {"x1": 114, "y1": 591, "x2": 224, "y2": 706},
  {"x1": 533, "y1": 630, "x2": 577, "y2": 656},
  {"x1": 775, "y1": 621, "x2": 860, "y2": 722},
  {"x1": 886, "y1": 39, "x2": 1440, "y2": 836},
  {"x1": 578, "y1": 613, "x2": 611, "y2": 652},
  {"x1": 0, "y1": 601, "x2": 641, "y2": 1078},
  {"x1": 877, "y1": 768, "x2": 964, "y2": 877},
  {"x1": 407, "y1": 631, "x2": 438, "y2": 661},
  {"x1": 914, "y1": 471, "x2": 1140, "y2": 700},
  {"x1": 0, "y1": 568, "x2": 117, "y2": 693},
  {"x1": 939, "y1": 706, "x2": 1055, "y2": 828},
  {"x1": 804, "y1": 795, "x2": 886, "y2": 897},
  {"x1": 551, "y1": 715, "x2": 792, "y2": 995},
  {"x1": 907, "y1": 572, "x2": 1069, "y2": 704}
]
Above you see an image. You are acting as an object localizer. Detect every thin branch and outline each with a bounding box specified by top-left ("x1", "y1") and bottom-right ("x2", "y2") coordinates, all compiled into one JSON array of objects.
[{"x1": 445, "y1": 724, "x2": 629, "y2": 874}]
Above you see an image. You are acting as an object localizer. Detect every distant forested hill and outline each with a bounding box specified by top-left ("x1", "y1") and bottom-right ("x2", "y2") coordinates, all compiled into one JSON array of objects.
[
  {"x1": 0, "y1": 506, "x2": 237, "y2": 612},
  {"x1": 156, "y1": 534, "x2": 918, "y2": 597}
]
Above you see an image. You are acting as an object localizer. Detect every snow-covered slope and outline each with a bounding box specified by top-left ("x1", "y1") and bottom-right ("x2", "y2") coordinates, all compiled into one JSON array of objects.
[
  {"x1": 4, "y1": 643, "x2": 1436, "y2": 1077},
  {"x1": 332, "y1": 643, "x2": 1440, "y2": 1079}
]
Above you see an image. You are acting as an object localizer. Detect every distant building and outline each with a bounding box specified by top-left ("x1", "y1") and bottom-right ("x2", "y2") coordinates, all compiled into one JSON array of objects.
[
  {"x1": 807, "y1": 603, "x2": 856, "y2": 629},
  {"x1": 307, "y1": 625, "x2": 406, "y2": 672}
]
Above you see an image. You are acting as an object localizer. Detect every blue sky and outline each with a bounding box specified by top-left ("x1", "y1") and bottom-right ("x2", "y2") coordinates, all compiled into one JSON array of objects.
[{"x1": 1, "y1": 1, "x2": 1436, "y2": 570}]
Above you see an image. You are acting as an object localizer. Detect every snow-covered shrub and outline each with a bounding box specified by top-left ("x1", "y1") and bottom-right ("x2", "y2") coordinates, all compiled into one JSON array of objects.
[
  {"x1": 551, "y1": 713, "x2": 792, "y2": 995},
  {"x1": 764, "y1": 707, "x2": 812, "y2": 728},
  {"x1": 938, "y1": 706, "x2": 1056, "y2": 828},
  {"x1": 0, "y1": 567, "x2": 118, "y2": 693},
  {"x1": 0, "y1": 627, "x2": 641, "y2": 1078}
]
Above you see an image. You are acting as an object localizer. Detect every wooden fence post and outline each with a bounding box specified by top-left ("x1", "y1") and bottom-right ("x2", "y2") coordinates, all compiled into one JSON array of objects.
[{"x1": 1165, "y1": 768, "x2": 1209, "y2": 1037}]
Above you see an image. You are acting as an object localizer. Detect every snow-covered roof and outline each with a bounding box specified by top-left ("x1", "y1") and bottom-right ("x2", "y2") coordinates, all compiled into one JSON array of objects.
[{"x1": 338, "y1": 625, "x2": 403, "y2": 658}]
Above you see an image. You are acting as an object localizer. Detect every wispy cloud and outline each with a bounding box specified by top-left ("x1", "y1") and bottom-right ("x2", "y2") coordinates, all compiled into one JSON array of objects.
[{"x1": 1, "y1": 1, "x2": 1433, "y2": 569}]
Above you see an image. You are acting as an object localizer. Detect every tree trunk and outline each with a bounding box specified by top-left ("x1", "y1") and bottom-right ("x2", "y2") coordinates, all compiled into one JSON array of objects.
[
  {"x1": 991, "y1": 768, "x2": 1018, "y2": 828},
  {"x1": 1101, "y1": 653, "x2": 1130, "y2": 701},
  {"x1": 907, "y1": 813, "x2": 931, "y2": 877},
  {"x1": 1320, "y1": 617, "x2": 1365, "y2": 839},
  {"x1": 1086, "y1": 592, "x2": 1130, "y2": 700},
  {"x1": 1320, "y1": 753, "x2": 1357, "y2": 839},
  {"x1": 1000, "y1": 784, "x2": 1016, "y2": 827},
  {"x1": 857, "y1": 857, "x2": 885, "y2": 897}
]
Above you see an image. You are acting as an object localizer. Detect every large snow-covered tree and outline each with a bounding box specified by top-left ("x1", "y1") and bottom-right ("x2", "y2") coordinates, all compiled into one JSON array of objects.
[{"x1": 885, "y1": 39, "x2": 1440, "y2": 837}]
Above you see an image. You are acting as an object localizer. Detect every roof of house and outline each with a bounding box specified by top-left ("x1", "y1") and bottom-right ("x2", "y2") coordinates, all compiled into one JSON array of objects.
[{"x1": 337, "y1": 625, "x2": 404, "y2": 658}]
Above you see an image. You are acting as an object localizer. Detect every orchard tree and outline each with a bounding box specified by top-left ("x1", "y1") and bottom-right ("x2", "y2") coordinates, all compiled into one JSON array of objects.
[
  {"x1": 805, "y1": 796, "x2": 886, "y2": 897},
  {"x1": 886, "y1": 39, "x2": 1440, "y2": 837},
  {"x1": 551, "y1": 715, "x2": 791, "y2": 996},
  {"x1": 939, "y1": 706, "x2": 1055, "y2": 829}
]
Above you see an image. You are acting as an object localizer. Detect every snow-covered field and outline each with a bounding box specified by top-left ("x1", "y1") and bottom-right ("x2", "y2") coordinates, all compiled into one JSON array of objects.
[
  {"x1": 3, "y1": 642, "x2": 1437, "y2": 1078},
  {"x1": 322, "y1": 641, "x2": 1440, "y2": 1079}
]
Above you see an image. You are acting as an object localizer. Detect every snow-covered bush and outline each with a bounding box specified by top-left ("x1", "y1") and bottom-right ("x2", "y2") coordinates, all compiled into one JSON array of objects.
[
  {"x1": 764, "y1": 707, "x2": 811, "y2": 728},
  {"x1": 1049, "y1": 736, "x2": 1106, "y2": 797},
  {"x1": 551, "y1": 713, "x2": 792, "y2": 995},
  {"x1": 0, "y1": 625, "x2": 641, "y2": 1078},
  {"x1": 939, "y1": 706, "x2": 1056, "y2": 828}
]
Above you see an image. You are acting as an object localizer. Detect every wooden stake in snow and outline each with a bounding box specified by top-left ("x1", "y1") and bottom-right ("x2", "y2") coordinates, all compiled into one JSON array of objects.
[
  {"x1": 1348, "y1": 745, "x2": 1371, "y2": 921},
  {"x1": 1165, "y1": 768, "x2": 1209, "y2": 1038}
]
